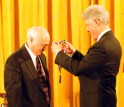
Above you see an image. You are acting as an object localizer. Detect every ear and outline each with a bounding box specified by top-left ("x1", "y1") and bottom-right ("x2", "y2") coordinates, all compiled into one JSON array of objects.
[
  {"x1": 94, "y1": 19, "x2": 101, "y2": 26},
  {"x1": 30, "y1": 37, "x2": 33, "y2": 42}
]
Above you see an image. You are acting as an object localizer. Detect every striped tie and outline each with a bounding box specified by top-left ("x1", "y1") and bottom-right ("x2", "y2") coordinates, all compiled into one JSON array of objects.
[{"x1": 36, "y1": 56, "x2": 49, "y2": 104}]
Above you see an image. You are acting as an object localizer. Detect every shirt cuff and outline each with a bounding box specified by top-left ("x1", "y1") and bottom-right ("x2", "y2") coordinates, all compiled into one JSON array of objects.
[{"x1": 69, "y1": 48, "x2": 76, "y2": 57}]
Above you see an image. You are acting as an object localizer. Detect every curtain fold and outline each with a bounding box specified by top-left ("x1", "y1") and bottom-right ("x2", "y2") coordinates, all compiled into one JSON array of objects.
[
  {"x1": 114, "y1": 0, "x2": 124, "y2": 107},
  {"x1": 0, "y1": 0, "x2": 124, "y2": 107}
]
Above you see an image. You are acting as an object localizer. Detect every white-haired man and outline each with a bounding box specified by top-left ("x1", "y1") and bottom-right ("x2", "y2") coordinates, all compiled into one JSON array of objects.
[
  {"x1": 4, "y1": 26, "x2": 51, "y2": 107},
  {"x1": 51, "y1": 5, "x2": 122, "y2": 107}
]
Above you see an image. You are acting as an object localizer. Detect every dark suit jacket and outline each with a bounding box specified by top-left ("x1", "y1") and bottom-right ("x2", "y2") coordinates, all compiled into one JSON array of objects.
[
  {"x1": 4, "y1": 45, "x2": 51, "y2": 107},
  {"x1": 55, "y1": 31, "x2": 122, "y2": 107}
]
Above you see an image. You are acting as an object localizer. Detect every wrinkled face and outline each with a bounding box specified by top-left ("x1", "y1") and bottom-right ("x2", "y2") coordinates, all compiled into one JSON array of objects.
[
  {"x1": 85, "y1": 19, "x2": 100, "y2": 39},
  {"x1": 30, "y1": 33, "x2": 50, "y2": 56}
]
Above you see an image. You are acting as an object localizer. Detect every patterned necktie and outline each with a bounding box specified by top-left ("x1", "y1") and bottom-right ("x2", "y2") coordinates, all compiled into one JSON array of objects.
[{"x1": 36, "y1": 56, "x2": 49, "y2": 104}]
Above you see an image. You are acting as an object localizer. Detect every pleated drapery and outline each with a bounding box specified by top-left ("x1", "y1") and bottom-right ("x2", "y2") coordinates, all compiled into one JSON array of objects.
[{"x1": 0, "y1": 0, "x2": 124, "y2": 107}]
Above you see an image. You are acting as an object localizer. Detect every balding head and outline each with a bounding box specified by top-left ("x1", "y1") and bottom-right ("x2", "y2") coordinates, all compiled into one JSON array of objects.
[
  {"x1": 27, "y1": 26, "x2": 50, "y2": 43},
  {"x1": 26, "y1": 26, "x2": 50, "y2": 56}
]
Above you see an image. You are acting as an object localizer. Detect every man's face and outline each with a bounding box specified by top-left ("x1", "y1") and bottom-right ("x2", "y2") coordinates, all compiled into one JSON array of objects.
[
  {"x1": 31, "y1": 34, "x2": 50, "y2": 56},
  {"x1": 85, "y1": 19, "x2": 100, "y2": 39}
]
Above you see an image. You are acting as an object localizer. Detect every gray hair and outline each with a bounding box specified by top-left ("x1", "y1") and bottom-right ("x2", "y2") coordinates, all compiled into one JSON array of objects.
[
  {"x1": 27, "y1": 26, "x2": 50, "y2": 41},
  {"x1": 27, "y1": 27, "x2": 37, "y2": 40},
  {"x1": 82, "y1": 5, "x2": 109, "y2": 25}
]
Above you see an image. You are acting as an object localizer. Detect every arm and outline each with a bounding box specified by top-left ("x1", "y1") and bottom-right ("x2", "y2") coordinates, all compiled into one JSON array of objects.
[
  {"x1": 4, "y1": 56, "x2": 22, "y2": 107},
  {"x1": 55, "y1": 44, "x2": 106, "y2": 76}
]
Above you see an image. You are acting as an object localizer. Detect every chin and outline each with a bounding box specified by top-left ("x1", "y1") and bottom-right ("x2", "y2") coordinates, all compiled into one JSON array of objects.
[{"x1": 37, "y1": 53, "x2": 42, "y2": 56}]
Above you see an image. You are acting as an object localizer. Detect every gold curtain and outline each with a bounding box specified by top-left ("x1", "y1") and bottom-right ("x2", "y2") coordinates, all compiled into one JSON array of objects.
[{"x1": 0, "y1": 0, "x2": 124, "y2": 107}]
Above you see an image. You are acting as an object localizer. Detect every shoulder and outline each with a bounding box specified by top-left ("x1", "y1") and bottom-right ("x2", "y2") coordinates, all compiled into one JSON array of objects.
[{"x1": 5, "y1": 45, "x2": 26, "y2": 64}]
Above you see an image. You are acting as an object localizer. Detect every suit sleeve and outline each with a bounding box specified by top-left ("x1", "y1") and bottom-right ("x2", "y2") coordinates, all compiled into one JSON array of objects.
[
  {"x1": 55, "y1": 44, "x2": 106, "y2": 76},
  {"x1": 4, "y1": 56, "x2": 22, "y2": 107}
]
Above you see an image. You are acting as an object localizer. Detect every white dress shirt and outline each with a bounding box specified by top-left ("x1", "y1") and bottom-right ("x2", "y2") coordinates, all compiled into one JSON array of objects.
[
  {"x1": 25, "y1": 43, "x2": 37, "y2": 69},
  {"x1": 97, "y1": 28, "x2": 111, "y2": 41}
]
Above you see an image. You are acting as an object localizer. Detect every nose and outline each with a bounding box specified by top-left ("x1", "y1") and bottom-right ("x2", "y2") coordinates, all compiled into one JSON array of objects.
[{"x1": 42, "y1": 45, "x2": 48, "y2": 51}]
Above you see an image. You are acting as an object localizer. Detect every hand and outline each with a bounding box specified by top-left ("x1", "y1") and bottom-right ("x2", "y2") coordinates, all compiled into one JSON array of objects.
[
  {"x1": 51, "y1": 42, "x2": 62, "y2": 54},
  {"x1": 61, "y1": 41, "x2": 75, "y2": 54}
]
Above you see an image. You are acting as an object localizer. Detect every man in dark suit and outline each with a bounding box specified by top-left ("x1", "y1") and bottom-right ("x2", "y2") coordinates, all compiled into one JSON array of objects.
[
  {"x1": 51, "y1": 5, "x2": 122, "y2": 107},
  {"x1": 4, "y1": 26, "x2": 51, "y2": 107}
]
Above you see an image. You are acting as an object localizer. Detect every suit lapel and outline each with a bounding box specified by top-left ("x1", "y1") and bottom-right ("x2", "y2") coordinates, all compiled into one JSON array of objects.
[
  {"x1": 21, "y1": 45, "x2": 44, "y2": 93},
  {"x1": 25, "y1": 60, "x2": 44, "y2": 91}
]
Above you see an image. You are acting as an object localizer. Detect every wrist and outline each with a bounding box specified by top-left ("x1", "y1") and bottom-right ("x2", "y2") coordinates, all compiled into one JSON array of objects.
[{"x1": 70, "y1": 48, "x2": 76, "y2": 57}]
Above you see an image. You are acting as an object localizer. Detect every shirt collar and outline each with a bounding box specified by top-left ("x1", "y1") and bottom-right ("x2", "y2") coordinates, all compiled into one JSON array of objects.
[
  {"x1": 25, "y1": 43, "x2": 37, "y2": 60},
  {"x1": 97, "y1": 28, "x2": 111, "y2": 41}
]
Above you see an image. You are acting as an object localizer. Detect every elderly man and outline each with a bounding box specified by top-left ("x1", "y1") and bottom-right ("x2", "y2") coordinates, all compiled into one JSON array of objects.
[{"x1": 4, "y1": 26, "x2": 51, "y2": 107}]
